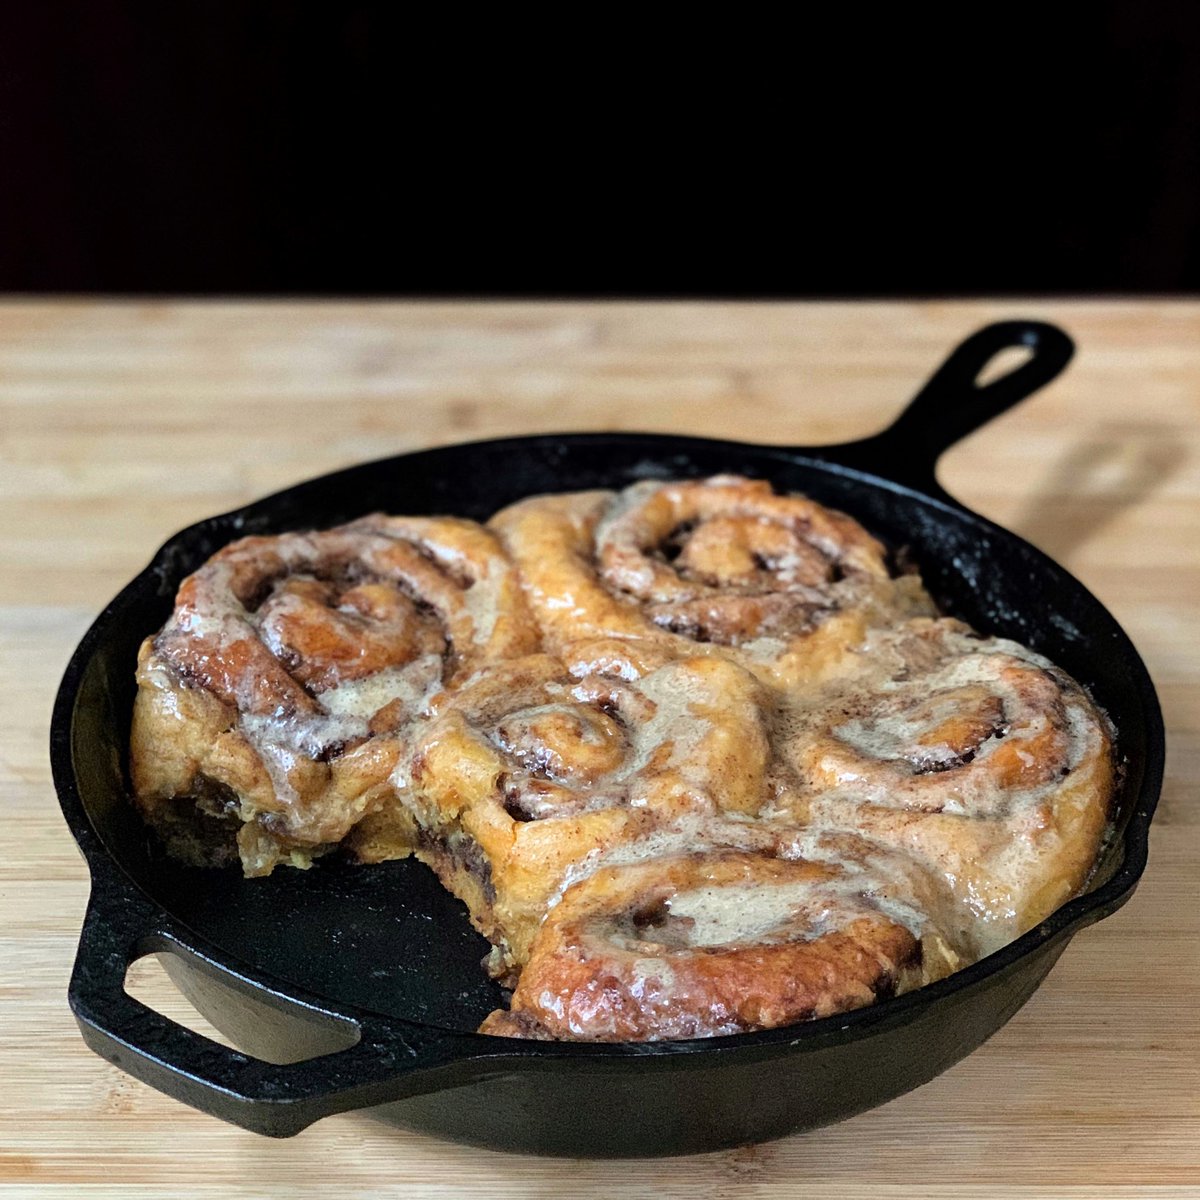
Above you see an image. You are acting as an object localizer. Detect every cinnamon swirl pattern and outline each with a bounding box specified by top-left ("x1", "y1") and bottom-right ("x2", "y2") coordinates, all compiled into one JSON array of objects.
[
  {"x1": 783, "y1": 619, "x2": 1115, "y2": 953},
  {"x1": 489, "y1": 475, "x2": 935, "y2": 686},
  {"x1": 396, "y1": 648, "x2": 777, "y2": 971},
  {"x1": 130, "y1": 515, "x2": 538, "y2": 875},
  {"x1": 130, "y1": 476, "x2": 1115, "y2": 1040},
  {"x1": 481, "y1": 851, "x2": 930, "y2": 1041}
]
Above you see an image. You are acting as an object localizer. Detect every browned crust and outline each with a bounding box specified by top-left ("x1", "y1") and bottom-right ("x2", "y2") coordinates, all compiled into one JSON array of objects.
[{"x1": 491, "y1": 853, "x2": 923, "y2": 1041}]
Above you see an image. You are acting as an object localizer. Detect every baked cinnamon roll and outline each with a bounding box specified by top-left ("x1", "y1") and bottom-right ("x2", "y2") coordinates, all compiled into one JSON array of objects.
[
  {"x1": 480, "y1": 845, "x2": 958, "y2": 1041},
  {"x1": 783, "y1": 619, "x2": 1115, "y2": 952},
  {"x1": 130, "y1": 515, "x2": 539, "y2": 875},
  {"x1": 491, "y1": 475, "x2": 934, "y2": 687},
  {"x1": 393, "y1": 647, "x2": 777, "y2": 969}
]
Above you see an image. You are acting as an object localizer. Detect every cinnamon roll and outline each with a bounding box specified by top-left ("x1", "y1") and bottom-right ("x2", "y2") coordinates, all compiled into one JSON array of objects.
[
  {"x1": 393, "y1": 647, "x2": 777, "y2": 969},
  {"x1": 480, "y1": 845, "x2": 959, "y2": 1041},
  {"x1": 130, "y1": 515, "x2": 539, "y2": 875},
  {"x1": 783, "y1": 619, "x2": 1115, "y2": 952},
  {"x1": 490, "y1": 475, "x2": 934, "y2": 687}
]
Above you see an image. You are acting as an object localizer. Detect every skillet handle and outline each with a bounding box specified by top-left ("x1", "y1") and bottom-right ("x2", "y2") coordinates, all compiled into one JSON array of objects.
[
  {"x1": 830, "y1": 320, "x2": 1075, "y2": 495},
  {"x1": 69, "y1": 867, "x2": 488, "y2": 1137}
]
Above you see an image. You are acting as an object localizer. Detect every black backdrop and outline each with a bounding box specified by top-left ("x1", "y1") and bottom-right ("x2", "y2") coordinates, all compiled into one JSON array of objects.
[{"x1": 3, "y1": 5, "x2": 1200, "y2": 294}]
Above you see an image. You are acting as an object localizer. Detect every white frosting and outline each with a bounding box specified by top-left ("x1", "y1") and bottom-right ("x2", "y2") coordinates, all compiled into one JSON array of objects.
[
  {"x1": 317, "y1": 654, "x2": 443, "y2": 721},
  {"x1": 462, "y1": 570, "x2": 501, "y2": 645},
  {"x1": 664, "y1": 878, "x2": 860, "y2": 946}
]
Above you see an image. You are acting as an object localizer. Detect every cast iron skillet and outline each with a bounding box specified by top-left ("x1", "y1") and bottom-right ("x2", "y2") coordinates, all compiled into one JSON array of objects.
[{"x1": 52, "y1": 321, "x2": 1164, "y2": 1157}]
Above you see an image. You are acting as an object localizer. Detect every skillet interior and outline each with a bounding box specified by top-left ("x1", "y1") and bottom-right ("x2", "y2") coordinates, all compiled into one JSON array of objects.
[{"x1": 67, "y1": 431, "x2": 1158, "y2": 1034}]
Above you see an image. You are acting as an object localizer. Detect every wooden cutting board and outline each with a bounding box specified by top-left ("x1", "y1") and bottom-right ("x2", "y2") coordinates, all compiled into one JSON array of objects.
[{"x1": 2, "y1": 301, "x2": 1196, "y2": 1198}]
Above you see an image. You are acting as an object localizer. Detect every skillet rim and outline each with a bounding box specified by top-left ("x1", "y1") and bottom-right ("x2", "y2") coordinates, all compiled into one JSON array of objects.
[{"x1": 51, "y1": 427, "x2": 1166, "y2": 1062}]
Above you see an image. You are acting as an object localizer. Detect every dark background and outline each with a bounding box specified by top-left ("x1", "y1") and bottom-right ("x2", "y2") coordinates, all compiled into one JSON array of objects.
[{"x1": 3, "y1": 5, "x2": 1200, "y2": 294}]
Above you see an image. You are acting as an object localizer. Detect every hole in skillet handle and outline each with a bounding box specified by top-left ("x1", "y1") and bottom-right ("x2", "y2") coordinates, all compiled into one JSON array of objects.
[
  {"x1": 823, "y1": 320, "x2": 1076, "y2": 498},
  {"x1": 123, "y1": 951, "x2": 361, "y2": 1065},
  {"x1": 68, "y1": 856, "x2": 485, "y2": 1137}
]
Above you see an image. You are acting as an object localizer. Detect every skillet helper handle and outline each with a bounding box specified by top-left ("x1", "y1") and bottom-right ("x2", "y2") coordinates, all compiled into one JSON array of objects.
[
  {"x1": 835, "y1": 320, "x2": 1075, "y2": 495},
  {"x1": 69, "y1": 871, "x2": 480, "y2": 1137}
]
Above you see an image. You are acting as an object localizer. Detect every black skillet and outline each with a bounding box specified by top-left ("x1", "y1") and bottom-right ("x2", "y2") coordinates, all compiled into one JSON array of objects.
[{"x1": 52, "y1": 320, "x2": 1164, "y2": 1156}]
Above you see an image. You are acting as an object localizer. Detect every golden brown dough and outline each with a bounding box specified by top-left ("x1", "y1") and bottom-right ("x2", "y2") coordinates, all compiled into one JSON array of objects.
[
  {"x1": 395, "y1": 647, "x2": 778, "y2": 969},
  {"x1": 780, "y1": 618, "x2": 1115, "y2": 953},
  {"x1": 490, "y1": 476, "x2": 936, "y2": 687},
  {"x1": 130, "y1": 514, "x2": 539, "y2": 875},
  {"x1": 480, "y1": 849, "x2": 949, "y2": 1041}
]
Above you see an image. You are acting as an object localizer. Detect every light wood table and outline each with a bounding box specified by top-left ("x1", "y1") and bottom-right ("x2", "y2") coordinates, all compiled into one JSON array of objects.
[{"x1": 3, "y1": 302, "x2": 1196, "y2": 1198}]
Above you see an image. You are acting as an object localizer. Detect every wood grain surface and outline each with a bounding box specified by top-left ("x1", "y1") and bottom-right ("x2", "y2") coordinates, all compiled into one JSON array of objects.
[{"x1": 2, "y1": 301, "x2": 1196, "y2": 1198}]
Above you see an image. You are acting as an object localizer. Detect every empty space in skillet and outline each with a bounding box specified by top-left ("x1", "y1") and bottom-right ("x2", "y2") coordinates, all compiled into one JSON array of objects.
[{"x1": 69, "y1": 436, "x2": 1152, "y2": 1034}]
